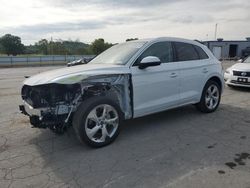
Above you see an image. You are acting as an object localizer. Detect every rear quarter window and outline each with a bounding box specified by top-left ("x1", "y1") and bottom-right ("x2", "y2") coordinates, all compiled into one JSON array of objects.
[{"x1": 194, "y1": 45, "x2": 209, "y2": 59}]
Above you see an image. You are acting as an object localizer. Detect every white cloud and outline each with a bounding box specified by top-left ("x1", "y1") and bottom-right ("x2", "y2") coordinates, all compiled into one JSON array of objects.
[{"x1": 0, "y1": 0, "x2": 249, "y2": 44}]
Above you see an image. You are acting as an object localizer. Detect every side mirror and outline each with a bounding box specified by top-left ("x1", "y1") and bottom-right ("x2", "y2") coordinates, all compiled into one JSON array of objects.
[{"x1": 138, "y1": 56, "x2": 161, "y2": 69}]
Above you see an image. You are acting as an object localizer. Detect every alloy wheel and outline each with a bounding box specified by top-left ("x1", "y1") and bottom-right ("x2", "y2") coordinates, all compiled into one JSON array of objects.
[
  {"x1": 84, "y1": 104, "x2": 119, "y2": 143},
  {"x1": 205, "y1": 84, "x2": 219, "y2": 110}
]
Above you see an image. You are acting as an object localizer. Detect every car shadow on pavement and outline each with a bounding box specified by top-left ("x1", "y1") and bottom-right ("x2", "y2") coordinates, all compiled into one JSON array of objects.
[
  {"x1": 28, "y1": 103, "x2": 250, "y2": 187},
  {"x1": 227, "y1": 86, "x2": 250, "y2": 92}
]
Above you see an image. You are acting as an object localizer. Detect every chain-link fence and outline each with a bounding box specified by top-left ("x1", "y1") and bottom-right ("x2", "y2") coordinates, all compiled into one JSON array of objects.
[{"x1": 0, "y1": 55, "x2": 95, "y2": 67}]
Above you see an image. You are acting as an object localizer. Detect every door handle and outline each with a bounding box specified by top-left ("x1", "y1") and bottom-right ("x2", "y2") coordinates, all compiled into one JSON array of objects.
[
  {"x1": 170, "y1": 73, "x2": 177, "y2": 78},
  {"x1": 202, "y1": 68, "x2": 208, "y2": 73}
]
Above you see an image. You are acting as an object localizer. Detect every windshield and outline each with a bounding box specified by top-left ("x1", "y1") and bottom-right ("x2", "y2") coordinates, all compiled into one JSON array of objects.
[
  {"x1": 89, "y1": 41, "x2": 147, "y2": 65},
  {"x1": 243, "y1": 56, "x2": 250, "y2": 63}
]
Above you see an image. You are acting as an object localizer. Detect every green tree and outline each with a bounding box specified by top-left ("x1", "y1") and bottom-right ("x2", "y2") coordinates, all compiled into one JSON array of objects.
[
  {"x1": 90, "y1": 38, "x2": 112, "y2": 55},
  {"x1": 36, "y1": 39, "x2": 49, "y2": 55},
  {"x1": 48, "y1": 41, "x2": 69, "y2": 55},
  {"x1": 0, "y1": 42, "x2": 4, "y2": 54},
  {"x1": 24, "y1": 45, "x2": 39, "y2": 54},
  {"x1": 62, "y1": 40, "x2": 88, "y2": 55},
  {"x1": 34, "y1": 39, "x2": 90, "y2": 55},
  {"x1": 0, "y1": 34, "x2": 25, "y2": 56}
]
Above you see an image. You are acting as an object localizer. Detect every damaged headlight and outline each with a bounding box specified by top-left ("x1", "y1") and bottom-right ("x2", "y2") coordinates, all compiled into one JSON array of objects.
[{"x1": 51, "y1": 74, "x2": 89, "y2": 84}]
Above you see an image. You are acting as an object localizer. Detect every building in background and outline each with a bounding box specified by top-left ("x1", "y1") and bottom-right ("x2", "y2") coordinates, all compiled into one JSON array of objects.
[{"x1": 203, "y1": 38, "x2": 250, "y2": 60}]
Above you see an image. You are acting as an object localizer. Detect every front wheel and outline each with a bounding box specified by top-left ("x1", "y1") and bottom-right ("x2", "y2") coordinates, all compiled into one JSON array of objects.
[
  {"x1": 196, "y1": 80, "x2": 221, "y2": 113},
  {"x1": 73, "y1": 97, "x2": 122, "y2": 147}
]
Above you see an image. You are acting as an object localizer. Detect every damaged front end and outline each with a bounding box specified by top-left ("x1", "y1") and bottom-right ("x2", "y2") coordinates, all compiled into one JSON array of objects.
[{"x1": 19, "y1": 74, "x2": 133, "y2": 134}]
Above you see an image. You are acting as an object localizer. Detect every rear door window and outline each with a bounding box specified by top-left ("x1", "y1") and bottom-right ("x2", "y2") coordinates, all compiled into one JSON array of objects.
[{"x1": 173, "y1": 42, "x2": 199, "y2": 61}]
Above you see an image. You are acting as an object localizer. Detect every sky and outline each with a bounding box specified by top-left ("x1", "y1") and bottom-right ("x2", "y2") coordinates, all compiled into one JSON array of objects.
[{"x1": 0, "y1": 0, "x2": 249, "y2": 45}]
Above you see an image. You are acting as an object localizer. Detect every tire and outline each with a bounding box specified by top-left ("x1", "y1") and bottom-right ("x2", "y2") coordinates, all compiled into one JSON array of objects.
[
  {"x1": 196, "y1": 80, "x2": 221, "y2": 113},
  {"x1": 73, "y1": 96, "x2": 122, "y2": 147}
]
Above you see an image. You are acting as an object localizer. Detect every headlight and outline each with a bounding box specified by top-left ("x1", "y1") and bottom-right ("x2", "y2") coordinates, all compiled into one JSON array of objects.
[{"x1": 51, "y1": 74, "x2": 88, "y2": 84}]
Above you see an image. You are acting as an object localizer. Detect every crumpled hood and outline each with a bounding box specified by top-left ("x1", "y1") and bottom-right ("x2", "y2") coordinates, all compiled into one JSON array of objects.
[
  {"x1": 24, "y1": 64, "x2": 130, "y2": 86},
  {"x1": 230, "y1": 63, "x2": 250, "y2": 72}
]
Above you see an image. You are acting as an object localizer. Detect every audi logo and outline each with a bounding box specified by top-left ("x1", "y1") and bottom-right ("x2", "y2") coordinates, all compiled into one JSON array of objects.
[{"x1": 241, "y1": 72, "x2": 247, "y2": 76}]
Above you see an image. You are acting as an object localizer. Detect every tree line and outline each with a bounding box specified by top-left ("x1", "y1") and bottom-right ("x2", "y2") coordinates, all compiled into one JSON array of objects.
[{"x1": 0, "y1": 34, "x2": 114, "y2": 56}]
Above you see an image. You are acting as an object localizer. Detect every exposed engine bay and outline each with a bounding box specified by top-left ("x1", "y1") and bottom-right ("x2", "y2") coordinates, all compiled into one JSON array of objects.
[{"x1": 19, "y1": 74, "x2": 133, "y2": 134}]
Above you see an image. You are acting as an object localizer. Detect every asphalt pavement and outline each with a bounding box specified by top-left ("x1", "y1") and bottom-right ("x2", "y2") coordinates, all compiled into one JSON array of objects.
[{"x1": 0, "y1": 62, "x2": 250, "y2": 188}]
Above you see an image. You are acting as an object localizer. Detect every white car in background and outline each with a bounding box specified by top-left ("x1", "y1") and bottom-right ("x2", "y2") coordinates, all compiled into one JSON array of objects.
[
  {"x1": 224, "y1": 56, "x2": 250, "y2": 88},
  {"x1": 20, "y1": 37, "x2": 224, "y2": 147}
]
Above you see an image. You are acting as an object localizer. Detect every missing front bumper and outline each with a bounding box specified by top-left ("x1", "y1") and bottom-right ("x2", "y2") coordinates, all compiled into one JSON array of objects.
[
  {"x1": 19, "y1": 102, "x2": 43, "y2": 116},
  {"x1": 19, "y1": 103, "x2": 71, "y2": 133}
]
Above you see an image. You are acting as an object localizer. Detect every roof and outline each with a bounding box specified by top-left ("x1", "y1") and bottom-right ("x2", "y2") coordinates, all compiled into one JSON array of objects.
[{"x1": 127, "y1": 37, "x2": 202, "y2": 46}]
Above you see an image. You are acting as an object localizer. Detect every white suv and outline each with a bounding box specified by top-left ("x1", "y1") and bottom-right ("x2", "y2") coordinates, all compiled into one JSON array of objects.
[
  {"x1": 224, "y1": 56, "x2": 250, "y2": 87},
  {"x1": 20, "y1": 37, "x2": 224, "y2": 147}
]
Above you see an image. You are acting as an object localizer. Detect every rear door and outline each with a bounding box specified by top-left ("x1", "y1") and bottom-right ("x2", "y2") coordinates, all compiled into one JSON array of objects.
[{"x1": 173, "y1": 42, "x2": 210, "y2": 104}]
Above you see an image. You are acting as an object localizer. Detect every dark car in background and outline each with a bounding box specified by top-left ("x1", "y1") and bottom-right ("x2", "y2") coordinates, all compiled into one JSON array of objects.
[
  {"x1": 67, "y1": 57, "x2": 95, "y2": 67},
  {"x1": 242, "y1": 47, "x2": 250, "y2": 59}
]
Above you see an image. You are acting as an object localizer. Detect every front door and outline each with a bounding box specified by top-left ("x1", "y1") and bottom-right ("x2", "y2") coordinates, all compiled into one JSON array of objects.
[{"x1": 131, "y1": 41, "x2": 180, "y2": 118}]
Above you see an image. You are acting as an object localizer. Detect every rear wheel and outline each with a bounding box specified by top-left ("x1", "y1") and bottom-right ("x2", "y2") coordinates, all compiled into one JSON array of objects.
[
  {"x1": 196, "y1": 80, "x2": 221, "y2": 113},
  {"x1": 73, "y1": 97, "x2": 122, "y2": 147}
]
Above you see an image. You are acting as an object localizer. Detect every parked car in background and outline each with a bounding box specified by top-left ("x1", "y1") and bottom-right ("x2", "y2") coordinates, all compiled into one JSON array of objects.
[
  {"x1": 19, "y1": 37, "x2": 224, "y2": 147},
  {"x1": 224, "y1": 56, "x2": 250, "y2": 88},
  {"x1": 67, "y1": 57, "x2": 94, "y2": 67},
  {"x1": 242, "y1": 47, "x2": 250, "y2": 58}
]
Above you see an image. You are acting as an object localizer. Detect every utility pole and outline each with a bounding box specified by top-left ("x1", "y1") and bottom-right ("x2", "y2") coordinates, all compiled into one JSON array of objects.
[
  {"x1": 50, "y1": 37, "x2": 53, "y2": 55},
  {"x1": 214, "y1": 23, "x2": 218, "y2": 40}
]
